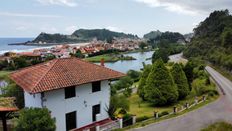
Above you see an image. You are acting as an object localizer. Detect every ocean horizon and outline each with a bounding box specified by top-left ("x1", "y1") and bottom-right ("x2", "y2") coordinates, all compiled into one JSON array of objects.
[{"x1": 0, "y1": 38, "x2": 52, "y2": 54}]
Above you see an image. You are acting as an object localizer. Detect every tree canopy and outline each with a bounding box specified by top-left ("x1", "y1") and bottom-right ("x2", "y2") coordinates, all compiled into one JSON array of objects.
[
  {"x1": 137, "y1": 64, "x2": 152, "y2": 100},
  {"x1": 15, "y1": 107, "x2": 56, "y2": 131},
  {"x1": 184, "y1": 9, "x2": 232, "y2": 71},
  {"x1": 144, "y1": 59, "x2": 178, "y2": 106},
  {"x1": 171, "y1": 63, "x2": 190, "y2": 99}
]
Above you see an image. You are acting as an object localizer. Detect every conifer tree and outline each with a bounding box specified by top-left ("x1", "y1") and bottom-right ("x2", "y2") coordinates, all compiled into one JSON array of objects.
[
  {"x1": 144, "y1": 59, "x2": 178, "y2": 106},
  {"x1": 137, "y1": 64, "x2": 152, "y2": 100},
  {"x1": 171, "y1": 63, "x2": 190, "y2": 99}
]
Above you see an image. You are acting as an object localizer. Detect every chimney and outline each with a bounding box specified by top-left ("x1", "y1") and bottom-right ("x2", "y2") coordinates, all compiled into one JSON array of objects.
[{"x1": 100, "y1": 58, "x2": 105, "y2": 66}]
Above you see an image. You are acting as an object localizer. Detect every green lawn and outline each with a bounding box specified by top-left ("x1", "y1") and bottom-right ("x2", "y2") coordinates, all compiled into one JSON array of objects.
[
  {"x1": 117, "y1": 95, "x2": 219, "y2": 131},
  {"x1": 0, "y1": 71, "x2": 11, "y2": 80},
  {"x1": 85, "y1": 54, "x2": 136, "y2": 62},
  {"x1": 128, "y1": 94, "x2": 172, "y2": 118},
  {"x1": 201, "y1": 122, "x2": 232, "y2": 131},
  {"x1": 85, "y1": 54, "x2": 119, "y2": 62},
  {"x1": 128, "y1": 93, "x2": 214, "y2": 118}
]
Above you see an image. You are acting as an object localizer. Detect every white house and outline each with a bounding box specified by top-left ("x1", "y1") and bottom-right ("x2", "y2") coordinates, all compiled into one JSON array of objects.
[{"x1": 10, "y1": 57, "x2": 125, "y2": 131}]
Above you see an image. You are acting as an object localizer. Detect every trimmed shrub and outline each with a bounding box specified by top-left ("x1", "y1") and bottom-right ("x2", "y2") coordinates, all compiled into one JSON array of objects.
[
  {"x1": 136, "y1": 116, "x2": 150, "y2": 122},
  {"x1": 158, "y1": 111, "x2": 169, "y2": 117}
]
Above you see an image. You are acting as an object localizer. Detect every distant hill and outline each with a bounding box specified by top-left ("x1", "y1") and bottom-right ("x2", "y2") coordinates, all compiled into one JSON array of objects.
[
  {"x1": 145, "y1": 31, "x2": 185, "y2": 43},
  {"x1": 72, "y1": 29, "x2": 138, "y2": 41},
  {"x1": 143, "y1": 30, "x2": 162, "y2": 39},
  {"x1": 32, "y1": 33, "x2": 78, "y2": 43},
  {"x1": 31, "y1": 29, "x2": 138, "y2": 44},
  {"x1": 184, "y1": 9, "x2": 232, "y2": 71}
]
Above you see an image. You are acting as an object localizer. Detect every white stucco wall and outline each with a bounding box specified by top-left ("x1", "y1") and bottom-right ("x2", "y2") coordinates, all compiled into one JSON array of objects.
[
  {"x1": 24, "y1": 91, "x2": 42, "y2": 108},
  {"x1": 42, "y1": 80, "x2": 110, "y2": 131}
]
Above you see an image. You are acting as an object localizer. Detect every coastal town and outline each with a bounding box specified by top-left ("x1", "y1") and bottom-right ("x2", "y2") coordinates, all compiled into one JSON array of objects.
[{"x1": 0, "y1": 38, "x2": 143, "y2": 61}]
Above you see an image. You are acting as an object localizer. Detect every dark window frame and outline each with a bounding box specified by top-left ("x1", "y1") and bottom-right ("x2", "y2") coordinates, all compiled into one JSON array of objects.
[
  {"x1": 92, "y1": 81, "x2": 101, "y2": 93},
  {"x1": 65, "y1": 111, "x2": 77, "y2": 131},
  {"x1": 65, "y1": 86, "x2": 76, "y2": 99}
]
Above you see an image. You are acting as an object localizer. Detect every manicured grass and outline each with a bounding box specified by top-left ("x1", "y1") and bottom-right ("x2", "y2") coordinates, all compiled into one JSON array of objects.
[
  {"x1": 201, "y1": 122, "x2": 232, "y2": 131},
  {"x1": 0, "y1": 71, "x2": 10, "y2": 77},
  {"x1": 0, "y1": 71, "x2": 11, "y2": 79},
  {"x1": 85, "y1": 54, "x2": 119, "y2": 62},
  {"x1": 128, "y1": 94, "x2": 172, "y2": 118},
  {"x1": 128, "y1": 94, "x2": 204, "y2": 118},
  {"x1": 116, "y1": 95, "x2": 219, "y2": 131},
  {"x1": 85, "y1": 54, "x2": 136, "y2": 62}
]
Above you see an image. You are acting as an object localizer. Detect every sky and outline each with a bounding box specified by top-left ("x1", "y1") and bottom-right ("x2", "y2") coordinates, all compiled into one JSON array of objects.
[{"x1": 0, "y1": 0, "x2": 232, "y2": 38}]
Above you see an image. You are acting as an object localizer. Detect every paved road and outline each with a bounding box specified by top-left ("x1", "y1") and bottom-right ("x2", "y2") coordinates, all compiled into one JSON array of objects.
[
  {"x1": 132, "y1": 66, "x2": 232, "y2": 131},
  {"x1": 168, "y1": 53, "x2": 188, "y2": 63}
]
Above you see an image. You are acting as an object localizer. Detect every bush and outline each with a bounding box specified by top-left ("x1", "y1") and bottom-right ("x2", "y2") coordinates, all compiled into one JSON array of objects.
[
  {"x1": 127, "y1": 70, "x2": 141, "y2": 82},
  {"x1": 107, "y1": 95, "x2": 130, "y2": 119},
  {"x1": 208, "y1": 90, "x2": 219, "y2": 97},
  {"x1": 111, "y1": 76, "x2": 133, "y2": 90},
  {"x1": 15, "y1": 108, "x2": 56, "y2": 131},
  {"x1": 158, "y1": 111, "x2": 169, "y2": 117},
  {"x1": 136, "y1": 116, "x2": 150, "y2": 122}
]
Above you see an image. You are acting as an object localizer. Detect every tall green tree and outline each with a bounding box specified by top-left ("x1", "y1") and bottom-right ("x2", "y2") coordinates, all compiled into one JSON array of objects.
[
  {"x1": 183, "y1": 61, "x2": 195, "y2": 89},
  {"x1": 15, "y1": 108, "x2": 56, "y2": 131},
  {"x1": 137, "y1": 64, "x2": 152, "y2": 100},
  {"x1": 75, "y1": 50, "x2": 85, "y2": 58},
  {"x1": 171, "y1": 63, "x2": 190, "y2": 99},
  {"x1": 144, "y1": 59, "x2": 178, "y2": 106},
  {"x1": 152, "y1": 48, "x2": 169, "y2": 63}
]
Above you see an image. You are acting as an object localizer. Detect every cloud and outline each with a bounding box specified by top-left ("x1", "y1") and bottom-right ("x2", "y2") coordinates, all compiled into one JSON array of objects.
[
  {"x1": 37, "y1": 0, "x2": 77, "y2": 7},
  {"x1": 0, "y1": 12, "x2": 61, "y2": 18},
  {"x1": 16, "y1": 26, "x2": 28, "y2": 31},
  {"x1": 65, "y1": 25, "x2": 77, "y2": 33},
  {"x1": 134, "y1": 0, "x2": 232, "y2": 15},
  {"x1": 40, "y1": 26, "x2": 58, "y2": 33}
]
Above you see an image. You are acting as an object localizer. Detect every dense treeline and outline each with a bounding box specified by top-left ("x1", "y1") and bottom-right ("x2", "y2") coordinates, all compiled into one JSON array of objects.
[
  {"x1": 145, "y1": 31, "x2": 186, "y2": 63},
  {"x1": 0, "y1": 55, "x2": 56, "y2": 71},
  {"x1": 32, "y1": 29, "x2": 138, "y2": 43},
  {"x1": 184, "y1": 10, "x2": 232, "y2": 71},
  {"x1": 72, "y1": 29, "x2": 138, "y2": 41},
  {"x1": 138, "y1": 59, "x2": 217, "y2": 106}
]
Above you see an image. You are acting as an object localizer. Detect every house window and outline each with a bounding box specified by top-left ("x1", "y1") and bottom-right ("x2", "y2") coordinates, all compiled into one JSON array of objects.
[
  {"x1": 92, "y1": 104, "x2": 100, "y2": 122},
  {"x1": 92, "y1": 81, "x2": 101, "y2": 93},
  {"x1": 65, "y1": 86, "x2": 76, "y2": 99},
  {"x1": 65, "y1": 111, "x2": 76, "y2": 131}
]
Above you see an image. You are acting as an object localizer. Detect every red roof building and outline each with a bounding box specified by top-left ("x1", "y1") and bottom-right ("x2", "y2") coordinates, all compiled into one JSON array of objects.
[
  {"x1": 10, "y1": 57, "x2": 125, "y2": 94},
  {"x1": 10, "y1": 57, "x2": 125, "y2": 131}
]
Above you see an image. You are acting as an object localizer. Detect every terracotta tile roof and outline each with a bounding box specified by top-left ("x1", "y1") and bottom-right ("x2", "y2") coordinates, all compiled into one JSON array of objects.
[{"x1": 10, "y1": 57, "x2": 125, "y2": 94}]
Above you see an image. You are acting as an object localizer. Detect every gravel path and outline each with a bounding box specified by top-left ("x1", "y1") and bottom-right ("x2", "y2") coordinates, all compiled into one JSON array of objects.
[{"x1": 132, "y1": 66, "x2": 232, "y2": 131}]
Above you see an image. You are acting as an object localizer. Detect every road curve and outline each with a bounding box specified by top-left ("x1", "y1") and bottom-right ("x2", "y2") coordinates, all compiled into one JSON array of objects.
[{"x1": 132, "y1": 66, "x2": 232, "y2": 131}]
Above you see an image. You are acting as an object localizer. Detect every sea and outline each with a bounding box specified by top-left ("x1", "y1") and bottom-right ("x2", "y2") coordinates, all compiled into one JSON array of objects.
[{"x1": 0, "y1": 38, "x2": 53, "y2": 55}]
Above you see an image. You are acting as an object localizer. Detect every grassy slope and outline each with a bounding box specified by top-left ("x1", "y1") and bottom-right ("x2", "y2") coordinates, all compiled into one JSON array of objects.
[
  {"x1": 116, "y1": 95, "x2": 219, "y2": 131},
  {"x1": 85, "y1": 54, "x2": 119, "y2": 62},
  {"x1": 0, "y1": 71, "x2": 11, "y2": 80},
  {"x1": 128, "y1": 94, "x2": 210, "y2": 118},
  {"x1": 201, "y1": 122, "x2": 232, "y2": 131},
  {"x1": 85, "y1": 54, "x2": 136, "y2": 62}
]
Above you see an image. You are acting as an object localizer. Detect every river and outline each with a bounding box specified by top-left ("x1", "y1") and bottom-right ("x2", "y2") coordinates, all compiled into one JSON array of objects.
[{"x1": 97, "y1": 51, "x2": 154, "y2": 73}]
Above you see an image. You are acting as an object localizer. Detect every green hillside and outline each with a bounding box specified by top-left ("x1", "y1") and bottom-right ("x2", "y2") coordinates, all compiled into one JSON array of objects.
[
  {"x1": 183, "y1": 10, "x2": 232, "y2": 71},
  {"x1": 32, "y1": 29, "x2": 138, "y2": 43}
]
